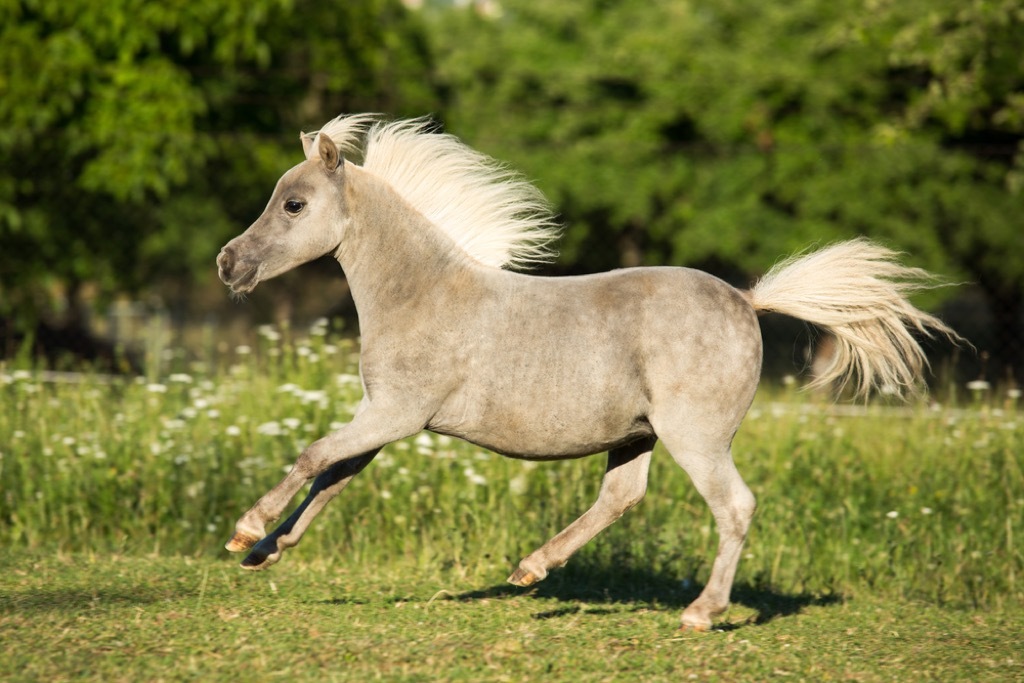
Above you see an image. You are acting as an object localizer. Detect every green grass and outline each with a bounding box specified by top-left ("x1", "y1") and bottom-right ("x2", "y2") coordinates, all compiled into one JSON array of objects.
[
  {"x1": 1, "y1": 321, "x2": 1022, "y2": 680},
  {"x1": 1, "y1": 555, "x2": 1020, "y2": 681}
]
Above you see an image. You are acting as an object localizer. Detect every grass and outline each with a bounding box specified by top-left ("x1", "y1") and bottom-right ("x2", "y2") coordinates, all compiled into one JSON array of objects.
[
  {"x1": 1, "y1": 555, "x2": 1020, "y2": 681},
  {"x1": 1, "y1": 320, "x2": 1022, "y2": 680}
]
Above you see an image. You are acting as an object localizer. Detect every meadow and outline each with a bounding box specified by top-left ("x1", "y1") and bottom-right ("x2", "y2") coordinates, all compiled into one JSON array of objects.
[{"x1": 1, "y1": 320, "x2": 1022, "y2": 681}]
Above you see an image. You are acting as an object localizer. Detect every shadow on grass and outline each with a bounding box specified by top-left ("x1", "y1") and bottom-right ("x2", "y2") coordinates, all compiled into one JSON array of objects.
[
  {"x1": 0, "y1": 586, "x2": 171, "y2": 614},
  {"x1": 455, "y1": 563, "x2": 842, "y2": 629}
]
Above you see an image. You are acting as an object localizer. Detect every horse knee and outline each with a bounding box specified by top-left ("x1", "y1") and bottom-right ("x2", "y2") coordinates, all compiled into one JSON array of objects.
[
  {"x1": 726, "y1": 485, "x2": 756, "y2": 532},
  {"x1": 736, "y1": 485, "x2": 756, "y2": 523}
]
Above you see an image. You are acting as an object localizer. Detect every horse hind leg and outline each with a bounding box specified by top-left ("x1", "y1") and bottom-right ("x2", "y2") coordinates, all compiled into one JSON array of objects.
[
  {"x1": 508, "y1": 437, "x2": 655, "y2": 587},
  {"x1": 654, "y1": 421, "x2": 756, "y2": 631}
]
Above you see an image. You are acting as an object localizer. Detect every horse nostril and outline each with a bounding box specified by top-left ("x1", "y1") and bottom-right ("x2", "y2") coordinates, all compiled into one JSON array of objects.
[{"x1": 217, "y1": 247, "x2": 235, "y2": 278}]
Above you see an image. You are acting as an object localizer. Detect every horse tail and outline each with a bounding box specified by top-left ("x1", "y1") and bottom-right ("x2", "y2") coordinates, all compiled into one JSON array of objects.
[{"x1": 745, "y1": 237, "x2": 962, "y2": 399}]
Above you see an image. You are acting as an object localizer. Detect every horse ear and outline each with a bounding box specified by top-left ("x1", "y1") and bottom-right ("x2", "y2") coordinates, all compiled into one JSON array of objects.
[
  {"x1": 318, "y1": 133, "x2": 342, "y2": 173},
  {"x1": 301, "y1": 132, "x2": 315, "y2": 160}
]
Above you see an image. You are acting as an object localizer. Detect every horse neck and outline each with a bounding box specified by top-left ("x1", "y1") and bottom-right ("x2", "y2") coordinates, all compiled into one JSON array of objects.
[{"x1": 336, "y1": 166, "x2": 475, "y2": 324}]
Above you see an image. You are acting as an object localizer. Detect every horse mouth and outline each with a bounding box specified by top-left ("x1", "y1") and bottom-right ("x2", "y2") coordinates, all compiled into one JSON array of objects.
[{"x1": 223, "y1": 265, "x2": 261, "y2": 294}]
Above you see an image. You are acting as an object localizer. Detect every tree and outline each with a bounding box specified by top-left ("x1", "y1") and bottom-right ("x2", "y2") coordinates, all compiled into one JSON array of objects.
[
  {"x1": 428, "y1": 0, "x2": 1023, "y2": 381},
  {"x1": 0, "y1": 0, "x2": 438, "y2": 343}
]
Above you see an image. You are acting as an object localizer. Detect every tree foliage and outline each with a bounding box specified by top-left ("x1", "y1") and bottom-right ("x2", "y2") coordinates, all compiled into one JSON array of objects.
[
  {"x1": 0, "y1": 0, "x2": 437, "y2": 326},
  {"x1": 2, "y1": 0, "x2": 1021, "y2": 377},
  {"x1": 430, "y1": 0, "x2": 1024, "y2": 376}
]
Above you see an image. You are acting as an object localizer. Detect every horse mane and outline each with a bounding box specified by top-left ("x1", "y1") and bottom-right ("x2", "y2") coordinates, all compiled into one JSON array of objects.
[{"x1": 303, "y1": 114, "x2": 561, "y2": 270}]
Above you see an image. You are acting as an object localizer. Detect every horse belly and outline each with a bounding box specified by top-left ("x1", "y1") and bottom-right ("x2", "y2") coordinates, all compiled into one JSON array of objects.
[{"x1": 430, "y1": 348, "x2": 652, "y2": 459}]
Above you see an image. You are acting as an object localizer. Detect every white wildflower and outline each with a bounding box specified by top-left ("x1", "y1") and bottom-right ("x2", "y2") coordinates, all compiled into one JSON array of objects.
[
  {"x1": 257, "y1": 421, "x2": 283, "y2": 436},
  {"x1": 310, "y1": 317, "x2": 329, "y2": 336},
  {"x1": 509, "y1": 474, "x2": 528, "y2": 496},
  {"x1": 169, "y1": 373, "x2": 193, "y2": 383},
  {"x1": 146, "y1": 383, "x2": 168, "y2": 394},
  {"x1": 225, "y1": 425, "x2": 242, "y2": 437},
  {"x1": 920, "y1": 507, "x2": 933, "y2": 515},
  {"x1": 282, "y1": 418, "x2": 302, "y2": 431},
  {"x1": 258, "y1": 325, "x2": 280, "y2": 341},
  {"x1": 235, "y1": 344, "x2": 252, "y2": 355},
  {"x1": 886, "y1": 510, "x2": 899, "y2": 519},
  {"x1": 967, "y1": 380, "x2": 990, "y2": 392},
  {"x1": 300, "y1": 390, "x2": 328, "y2": 406}
]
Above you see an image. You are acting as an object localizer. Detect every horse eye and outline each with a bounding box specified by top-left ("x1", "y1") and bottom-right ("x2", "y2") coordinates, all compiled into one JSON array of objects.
[{"x1": 284, "y1": 200, "x2": 305, "y2": 215}]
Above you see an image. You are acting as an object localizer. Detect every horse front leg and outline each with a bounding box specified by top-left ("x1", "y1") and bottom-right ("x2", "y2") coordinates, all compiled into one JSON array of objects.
[
  {"x1": 226, "y1": 406, "x2": 420, "y2": 560},
  {"x1": 238, "y1": 451, "x2": 379, "y2": 570},
  {"x1": 508, "y1": 437, "x2": 654, "y2": 586}
]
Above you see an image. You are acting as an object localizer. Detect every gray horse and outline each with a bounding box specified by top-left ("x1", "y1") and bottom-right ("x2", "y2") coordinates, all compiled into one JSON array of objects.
[{"x1": 217, "y1": 114, "x2": 957, "y2": 630}]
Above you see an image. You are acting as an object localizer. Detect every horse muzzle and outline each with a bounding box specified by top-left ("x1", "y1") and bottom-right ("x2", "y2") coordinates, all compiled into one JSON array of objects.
[{"x1": 217, "y1": 246, "x2": 261, "y2": 294}]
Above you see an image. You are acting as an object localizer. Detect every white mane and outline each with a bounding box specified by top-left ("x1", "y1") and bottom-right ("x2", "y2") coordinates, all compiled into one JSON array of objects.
[{"x1": 304, "y1": 114, "x2": 561, "y2": 270}]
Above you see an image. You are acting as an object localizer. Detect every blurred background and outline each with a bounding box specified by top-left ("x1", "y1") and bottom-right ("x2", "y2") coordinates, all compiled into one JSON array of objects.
[{"x1": 1, "y1": 0, "x2": 1021, "y2": 389}]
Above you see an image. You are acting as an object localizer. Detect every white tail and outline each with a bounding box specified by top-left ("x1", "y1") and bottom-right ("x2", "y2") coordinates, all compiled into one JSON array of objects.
[{"x1": 748, "y1": 238, "x2": 961, "y2": 398}]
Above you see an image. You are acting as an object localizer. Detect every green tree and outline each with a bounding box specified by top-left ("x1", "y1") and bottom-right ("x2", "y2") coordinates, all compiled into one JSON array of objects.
[
  {"x1": 0, "y1": 0, "x2": 437, "y2": 337},
  {"x1": 429, "y1": 0, "x2": 1023, "y2": 380}
]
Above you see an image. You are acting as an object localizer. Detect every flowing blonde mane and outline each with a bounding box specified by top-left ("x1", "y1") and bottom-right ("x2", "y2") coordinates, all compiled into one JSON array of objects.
[{"x1": 303, "y1": 114, "x2": 561, "y2": 269}]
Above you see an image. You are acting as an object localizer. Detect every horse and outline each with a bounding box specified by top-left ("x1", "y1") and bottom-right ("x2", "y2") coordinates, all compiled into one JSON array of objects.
[{"x1": 216, "y1": 114, "x2": 958, "y2": 630}]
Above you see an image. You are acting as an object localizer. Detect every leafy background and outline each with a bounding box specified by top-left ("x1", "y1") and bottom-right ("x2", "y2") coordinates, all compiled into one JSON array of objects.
[{"x1": 1, "y1": 0, "x2": 1022, "y2": 383}]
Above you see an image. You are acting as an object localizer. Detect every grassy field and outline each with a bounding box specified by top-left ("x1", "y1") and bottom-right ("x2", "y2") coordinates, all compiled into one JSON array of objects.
[{"x1": 1, "y1": 321, "x2": 1022, "y2": 680}]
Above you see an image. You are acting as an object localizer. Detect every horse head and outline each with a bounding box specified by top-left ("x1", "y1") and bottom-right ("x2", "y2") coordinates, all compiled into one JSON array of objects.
[{"x1": 217, "y1": 133, "x2": 348, "y2": 295}]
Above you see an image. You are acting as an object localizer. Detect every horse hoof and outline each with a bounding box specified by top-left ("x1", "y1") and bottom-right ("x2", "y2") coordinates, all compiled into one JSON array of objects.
[
  {"x1": 507, "y1": 567, "x2": 539, "y2": 587},
  {"x1": 679, "y1": 622, "x2": 710, "y2": 633},
  {"x1": 240, "y1": 550, "x2": 273, "y2": 570},
  {"x1": 225, "y1": 531, "x2": 261, "y2": 553}
]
